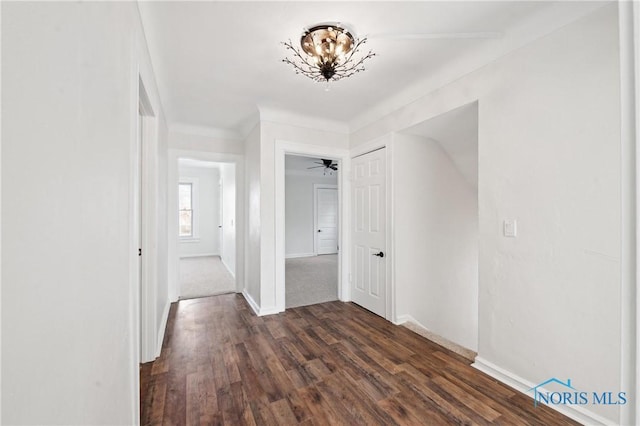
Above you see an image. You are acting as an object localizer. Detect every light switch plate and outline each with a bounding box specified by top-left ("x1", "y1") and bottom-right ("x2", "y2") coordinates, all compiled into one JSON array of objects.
[{"x1": 503, "y1": 219, "x2": 517, "y2": 237}]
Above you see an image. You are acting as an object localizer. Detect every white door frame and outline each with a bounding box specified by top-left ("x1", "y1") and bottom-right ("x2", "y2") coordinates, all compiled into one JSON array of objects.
[
  {"x1": 138, "y1": 80, "x2": 158, "y2": 365},
  {"x1": 350, "y1": 134, "x2": 394, "y2": 322},
  {"x1": 167, "y1": 150, "x2": 245, "y2": 303},
  {"x1": 275, "y1": 140, "x2": 350, "y2": 311},
  {"x1": 314, "y1": 184, "x2": 338, "y2": 255},
  {"x1": 620, "y1": 2, "x2": 638, "y2": 424}
]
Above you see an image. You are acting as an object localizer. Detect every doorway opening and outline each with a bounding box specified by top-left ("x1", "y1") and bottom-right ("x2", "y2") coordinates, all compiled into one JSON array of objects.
[
  {"x1": 395, "y1": 101, "x2": 479, "y2": 353},
  {"x1": 177, "y1": 158, "x2": 236, "y2": 300},
  {"x1": 274, "y1": 141, "x2": 350, "y2": 313},
  {"x1": 167, "y1": 150, "x2": 244, "y2": 304},
  {"x1": 284, "y1": 154, "x2": 339, "y2": 308}
]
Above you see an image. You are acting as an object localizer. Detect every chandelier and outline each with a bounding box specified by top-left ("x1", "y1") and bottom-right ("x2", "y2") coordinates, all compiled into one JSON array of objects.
[{"x1": 282, "y1": 23, "x2": 375, "y2": 84}]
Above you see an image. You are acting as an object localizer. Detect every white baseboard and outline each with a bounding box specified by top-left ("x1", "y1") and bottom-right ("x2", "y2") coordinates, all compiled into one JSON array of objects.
[
  {"x1": 259, "y1": 305, "x2": 281, "y2": 316},
  {"x1": 394, "y1": 314, "x2": 411, "y2": 325},
  {"x1": 395, "y1": 314, "x2": 476, "y2": 361},
  {"x1": 155, "y1": 301, "x2": 171, "y2": 358},
  {"x1": 179, "y1": 252, "x2": 219, "y2": 259},
  {"x1": 242, "y1": 290, "x2": 260, "y2": 316},
  {"x1": 472, "y1": 357, "x2": 614, "y2": 426},
  {"x1": 285, "y1": 253, "x2": 316, "y2": 259},
  {"x1": 220, "y1": 257, "x2": 236, "y2": 279},
  {"x1": 241, "y1": 290, "x2": 282, "y2": 317}
]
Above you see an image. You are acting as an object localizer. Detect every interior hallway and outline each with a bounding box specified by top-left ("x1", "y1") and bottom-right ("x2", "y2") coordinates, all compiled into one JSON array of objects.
[
  {"x1": 140, "y1": 294, "x2": 577, "y2": 425},
  {"x1": 180, "y1": 256, "x2": 235, "y2": 299}
]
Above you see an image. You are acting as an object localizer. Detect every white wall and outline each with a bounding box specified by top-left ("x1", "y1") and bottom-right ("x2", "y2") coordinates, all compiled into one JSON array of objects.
[
  {"x1": 178, "y1": 166, "x2": 220, "y2": 257},
  {"x1": 168, "y1": 127, "x2": 244, "y2": 155},
  {"x1": 285, "y1": 172, "x2": 338, "y2": 257},
  {"x1": 393, "y1": 133, "x2": 478, "y2": 351},
  {"x1": 352, "y1": 4, "x2": 622, "y2": 423},
  {"x1": 2, "y1": 2, "x2": 168, "y2": 423},
  {"x1": 220, "y1": 163, "x2": 236, "y2": 276},
  {"x1": 244, "y1": 124, "x2": 262, "y2": 307}
]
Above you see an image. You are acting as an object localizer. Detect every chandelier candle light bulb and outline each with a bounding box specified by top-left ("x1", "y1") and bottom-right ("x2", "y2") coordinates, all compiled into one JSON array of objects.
[{"x1": 282, "y1": 22, "x2": 375, "y2": 83}]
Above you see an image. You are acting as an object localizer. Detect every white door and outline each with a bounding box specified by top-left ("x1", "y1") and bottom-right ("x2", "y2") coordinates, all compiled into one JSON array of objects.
[
  {"x1": 315, "y1": 186, "x2": 338, "y2": 255},
  {"x1": 351, "y1": 148, "x2": 386, "y2": 317}
]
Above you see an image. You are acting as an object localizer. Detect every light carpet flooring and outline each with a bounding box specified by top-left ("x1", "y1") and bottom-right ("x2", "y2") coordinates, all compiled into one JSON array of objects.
[
  {"x1": 286, "y1": 254, "x2": 338, "y2": 308},
  {"x1": 179, "y1": 256, "x2": 235, "y2": 300}
]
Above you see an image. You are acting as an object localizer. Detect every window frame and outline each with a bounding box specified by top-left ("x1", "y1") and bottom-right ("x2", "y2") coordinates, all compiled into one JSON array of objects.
[{"x1": 178, "y1": 177, "x2": 200, "y2": 241}]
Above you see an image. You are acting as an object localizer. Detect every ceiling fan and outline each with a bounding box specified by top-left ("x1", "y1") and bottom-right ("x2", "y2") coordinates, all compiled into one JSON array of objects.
[{"x1": 308, "y1": 159, "x2": 338, "y2": 173}]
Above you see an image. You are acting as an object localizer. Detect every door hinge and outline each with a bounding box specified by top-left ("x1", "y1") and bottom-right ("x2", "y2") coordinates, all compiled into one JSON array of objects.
[{"x1": 138, "y1": 248, "x2": 142, "y2": 256}]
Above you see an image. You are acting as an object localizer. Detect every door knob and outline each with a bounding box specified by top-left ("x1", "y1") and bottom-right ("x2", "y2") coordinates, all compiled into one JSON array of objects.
[
  {"x1": 372, "y1": 251, "x2": 384, "y2": 258},
  {"x1": 318, "y1": 229, "x2": 322, "y2": 232}
]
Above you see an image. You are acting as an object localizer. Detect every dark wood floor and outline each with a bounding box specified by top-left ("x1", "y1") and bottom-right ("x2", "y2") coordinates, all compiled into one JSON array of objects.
[{"x1": 141, "y1": 294, "x2": 578, "y2": 425}]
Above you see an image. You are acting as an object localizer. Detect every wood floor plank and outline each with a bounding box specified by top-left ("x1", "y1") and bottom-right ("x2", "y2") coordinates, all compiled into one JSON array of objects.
[
  {"x1": 283, "y1": 390, "x2": 311, "y2": 423},
  {"x1": 269, "y1": 398, "x2": 298, "y2": 424},
  {"x1": 141, "y1": 294, "x2": 580, "y2": 426},
  {"x1": 195, "y1": 364, "x2": 219, "y2": 425},
  {"x1": 378, "y1": 395, "x2": 433, "y2": 425},
  {"x1": 162, "y1": 377, "x2": 186, "y2": 425},
  {"x1": 297, "y1": 385, "x2": 342, "y2": 425},
  {"x1": 185, "y1": 372, "x2": 201, "y2": 426},
  {"x1": 141, "y1": 371, "x2": 167, "y2": 426},
  {"x1": 432, "y1": 375, "x2": 502, "y2": 422},
  {"x1": 248, "y1": 395, "x2": 279, "y2": 426},
  {"x1": 233, "y1": 342, "x2": 267, "y2": 401},
  {"x1": 276, "y1": 337, "x2": 308, "y2": 368},
  {"x1": 396, "y1": 370, "x2": 482, "y2": 425}
]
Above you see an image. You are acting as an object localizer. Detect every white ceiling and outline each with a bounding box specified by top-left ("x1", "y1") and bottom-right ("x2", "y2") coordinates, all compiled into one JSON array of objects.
[
  {"x1": 138, "y1": 1, "x2": 607, "y2": 134},
  {"x1": 402, "y1": 102, "x2": 478, "y2": 188}
]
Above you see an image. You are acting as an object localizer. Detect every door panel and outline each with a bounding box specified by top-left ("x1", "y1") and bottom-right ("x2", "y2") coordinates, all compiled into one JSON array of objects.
[
  {"x1": 351, "y1": 148, "x2": 386, "y2": 317},
  {"x1": 316, "y1": 187, "x2": 338, "y2": 255}
]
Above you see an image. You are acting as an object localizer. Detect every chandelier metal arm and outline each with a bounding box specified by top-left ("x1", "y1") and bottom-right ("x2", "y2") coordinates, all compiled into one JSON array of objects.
[
  {"x1": 282, "y1": 40, "x2": 315, "y2": 71},
  {"x1": 340, "y1": 37, "x2": 368, "y2": 65},
  {"x1": 334, "y1": 48, "x2": 374, "y2": 73}
]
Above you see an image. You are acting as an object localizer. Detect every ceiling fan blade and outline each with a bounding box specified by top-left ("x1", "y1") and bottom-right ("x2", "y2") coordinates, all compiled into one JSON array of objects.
[
  {"x1": 307, "y1": 166, "x2": 325, "y2": 169},
  {"x1": 368, "y1": 31, "x2": 503, "y2": 40}
]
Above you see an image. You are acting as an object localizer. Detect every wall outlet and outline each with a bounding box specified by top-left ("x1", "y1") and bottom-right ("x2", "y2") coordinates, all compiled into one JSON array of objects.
[{"x1": 503, "y1": 219, "x2": 517, "y2": 237}]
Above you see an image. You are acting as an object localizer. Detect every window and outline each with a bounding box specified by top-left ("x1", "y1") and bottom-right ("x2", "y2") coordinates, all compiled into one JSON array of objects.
[{"x1": 179, "y1": 183, "x2": 193, "y2": 237}]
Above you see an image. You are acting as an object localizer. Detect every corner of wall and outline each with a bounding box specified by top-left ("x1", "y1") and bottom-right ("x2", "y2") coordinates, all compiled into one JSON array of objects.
[{"x1": 155, "y1": 301, "x2": 171, "y2": 358}]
